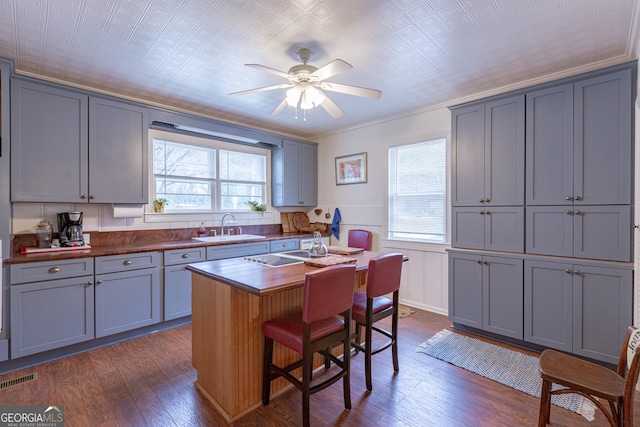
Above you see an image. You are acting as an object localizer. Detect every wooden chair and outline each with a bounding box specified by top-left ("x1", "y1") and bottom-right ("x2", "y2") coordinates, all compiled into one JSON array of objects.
[
  {"x1": 348, "y1": 229, "x2": 372, "y2": 250},
  {"x1": 262, "y1": 263, "x2": 356, "y2": 427},
  {"x1": 538, "y1": 326, "x2": 640, "y2": 427},
  {"x1": 351, "y1": 252, "x2": 404, "y2": 391}
]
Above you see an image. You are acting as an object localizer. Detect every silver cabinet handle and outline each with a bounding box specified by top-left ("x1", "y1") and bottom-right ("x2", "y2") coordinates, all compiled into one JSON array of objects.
[
  {"x1": 479, "y1": 198, "x2": 485, "y2": 203},
  {"x1": 484, "y1": 198, "x2": 490, "y2": 203},
  {"x1": 181, "y1": 254, "x2": 189, "y2": 259},
  {"x1": 574, "y1": 195, "x2": 582, "y2": 201},
  {"x1": 565, "y1": 269, "x2": 572, "y2": 274},
  {"x1": 574, "y1": 210, "x2": 582, "y2": 215},
  {"x1": 479, "y1": 210, "x2": 485, "y2": 215},
  {"x1": 574, "y1": 270, "x2": 581, "y2": 275},
  {"x1": 565, "y1": 210, "x2": 573, "y2": 215},
  {"x1": 81, "y1": 194, "x2": 88, "y2": 199},
  {"x1": 96, "y1": 279, "x2": 103, "y2": 284},
  {"x1": 123, "y1": 260, "x2": 133, "y2": 265},
  {"x1": 565, "y1": 196, "x2": 573, "y2": 201},
  {"x1": 49, "y1": 267, "x2": 61, "y2": 273}
]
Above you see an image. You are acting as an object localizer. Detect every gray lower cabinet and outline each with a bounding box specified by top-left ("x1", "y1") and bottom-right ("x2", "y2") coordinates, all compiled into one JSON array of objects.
[
  {"x1": 163, "y1": 247, "x2": 206, "y2": 320},
  {"x1": 524, "y1": 259, "x2": 632, "y2": 364},
  {"x1": 270, "y1": 239, "x2": 299, "y2": 253},
  {"x1": 448, "y1": 251, "x2": 523, "y2": 340},
  {"x1": 10, "y1": 259, "x2": 95, "y2": 358},
  {"x1": 94, "y1": 252, "x2": 161, "y2": 338},
  {"x1": 525, "y1": 205, "x2": 631, "y2": 262},
  {"x1": 451, "y1": 206, "x2": 524, "y2": 252},
  {"x1": 207, "y1": 241, "x2": 270, "y2": 260}
]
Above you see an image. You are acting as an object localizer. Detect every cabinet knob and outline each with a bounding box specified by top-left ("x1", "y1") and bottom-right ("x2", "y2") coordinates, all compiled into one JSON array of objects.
[
  {"x1": 565, "y1": 269, "x2": 572, "y2": 274},
  {"x1": 123, "y1": 260, "x2": 133, "y2": 265},
  {"x1": 48, "y1": 267, "x2": 61, "y2": 273},
  {"x1": 87, "y1": 280, "x2": 93, "y2": 286},
  {"x1": 479, "y1": 210, "x2": 485, "y2": 215},
  {"x1": 484, "y1": 198, "x2": 490, "y2": 203},
  {"x1": 574, "y1": 270, "x2": 581, "y2": 275},
  {"x1": 483, "y1": 260, "x2": 488, "y2": 265},
  {"x1": 96, "y1": 279, "x2": 103, "y2": 285},
  {"x1": 282, "y1": 243, "x2": 287, "y2": 247},
  {"x1": 565, "y1": 210, "x2": 573, "y2": 215},
  {"x1": 485, "y1": 210, "x2": 491, "y2": 215},
  {"x1": 479, "y1": 198, "x2": 485, "y2": 203},
  {"x1": 565, "y1": 196, "x2": 573, "y2": 201},
  {"x1": 574, "y1": 195, "x2": 582, "y2": 201},
  {"x1": 89, "y1": 195, "x2": 96, "y2": 200},
  {"x1": 574, "y1": 210, "x2": 582, "y2": 215},
  {"x1": 81, "y1": 194, "x2": 88, "y2": 199},
  {"x1": 181, "y1": 254, "x2": 189, "y2": 259},
  {"x1": 476, "y1": 259, "x2": 482, "y2": 264}
]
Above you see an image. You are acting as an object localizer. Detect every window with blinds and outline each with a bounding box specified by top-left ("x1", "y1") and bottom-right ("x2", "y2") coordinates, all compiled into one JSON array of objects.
[{"x1": 388, "y1": 138, "x2": 447, "y2": 243}]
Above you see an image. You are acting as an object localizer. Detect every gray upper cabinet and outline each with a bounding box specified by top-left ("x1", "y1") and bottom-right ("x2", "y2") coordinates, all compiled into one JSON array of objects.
[
  {"x1": 272, "y1": 139, "x2": 317, "y2": 207},
  {"x1": 11, "y1": 79, "x2": 89, "y2": 202},
  {"x1": 451, "y1": 206, "x2": 524, "y2": 252},
  {"x1": 11, "y1": 78, "x2": 148, "y2": 203},
  {"x1": 89, "y1": 97, "x2": 148, "y2": 203},
  {"x1": 451, "y1": 95, "x2": 524, "y2": 207},
  {"x1": 526, "y1": 69, "x2": 632, "y2": 206}
]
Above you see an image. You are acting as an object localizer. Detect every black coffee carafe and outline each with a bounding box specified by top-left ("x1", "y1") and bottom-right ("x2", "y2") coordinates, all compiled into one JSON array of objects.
[{"x1": 57, "y1": 212, "x2": 85, "y2": 247}]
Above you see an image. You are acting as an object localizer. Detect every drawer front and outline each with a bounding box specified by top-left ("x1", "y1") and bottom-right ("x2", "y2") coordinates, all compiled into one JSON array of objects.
[
  {"x1": 95, "y1": 251, "x2": 161, "y2": 274},
  {"x1": 207, "y1": 242, "x2": 270, "y2": 260},
  {"x1": 10, "y1": 258, "x2": 94, "y2": 284},
  {"x1": 164, "y1": 247, "x2": 206, "y2": 266},
  {"x1": 270, "y1": 239, "x2": 299, "y2": 253}
]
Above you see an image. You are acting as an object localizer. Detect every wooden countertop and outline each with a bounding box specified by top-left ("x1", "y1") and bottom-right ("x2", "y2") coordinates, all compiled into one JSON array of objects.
[
  {"x1": 186, "y1": 251, "x2": 392, "y2": 296},
  {"x1": 5, "y1": 232, "x2": 322, "y2": 265}
]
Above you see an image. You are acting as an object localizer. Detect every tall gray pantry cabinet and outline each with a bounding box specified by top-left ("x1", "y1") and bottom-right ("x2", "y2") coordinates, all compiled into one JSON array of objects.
[{"x1": 449, "y1": 62, "x2": 635, "y2": 365}]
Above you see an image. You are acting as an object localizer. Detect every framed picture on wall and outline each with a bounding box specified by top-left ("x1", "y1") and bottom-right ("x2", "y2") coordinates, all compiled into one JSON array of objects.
[{"x1": 335, "y1": 152, "x2": 367, "y2": 185}]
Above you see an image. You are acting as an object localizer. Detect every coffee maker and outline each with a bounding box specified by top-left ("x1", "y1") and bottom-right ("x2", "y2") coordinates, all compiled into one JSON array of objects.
[{"x1": 57, "y1": 212, "x2": 85, "y2": 247}]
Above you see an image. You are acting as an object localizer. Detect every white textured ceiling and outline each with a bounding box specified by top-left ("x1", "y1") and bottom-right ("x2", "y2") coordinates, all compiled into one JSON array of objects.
[{"x1": 0, "y1": 0, "x2": 638, "y2": 139}]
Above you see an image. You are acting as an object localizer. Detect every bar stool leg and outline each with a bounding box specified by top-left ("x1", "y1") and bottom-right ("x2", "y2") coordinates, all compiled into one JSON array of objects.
[
  {"x1": 262, "y1": 336, "x2": 274, "y2": 405},
  {"x1": 365, "y1": 319, "x2": 373, "y2": 391},
  {"x1": 538, "y1": 378, "x2": 551, "y2": 427}
]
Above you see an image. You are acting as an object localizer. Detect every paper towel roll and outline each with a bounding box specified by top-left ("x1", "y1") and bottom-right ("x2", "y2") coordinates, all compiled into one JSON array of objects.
[{"x1": 111, "y1": 204, "x2": 144, "y2": 218}]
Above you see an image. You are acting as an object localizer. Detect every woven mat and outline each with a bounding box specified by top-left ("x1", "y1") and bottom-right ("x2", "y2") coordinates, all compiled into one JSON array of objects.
[
  {"x1": 416, "y1": 330, "x2": 596, "y2": 421},
  {"x1": 398, "y1": 305, "x2": 416, "y2": 318}
]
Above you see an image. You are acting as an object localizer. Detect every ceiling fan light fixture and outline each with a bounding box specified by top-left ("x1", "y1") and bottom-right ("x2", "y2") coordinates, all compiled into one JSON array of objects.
[
  {"x1": 300, "y1": 86, "x2": 326, "y2": 109},
  {"x1": 286, "y1": 86, "x2": 302, "y2": 106}
]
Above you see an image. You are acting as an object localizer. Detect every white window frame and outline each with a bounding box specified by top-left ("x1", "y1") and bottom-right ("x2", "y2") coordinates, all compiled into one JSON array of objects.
[
  {"x1": 147, "y1": 129, "x2": 270, "y2": 222},
  {"x1": 386, "y1": 136, "x2": 449, "y2": 245}
]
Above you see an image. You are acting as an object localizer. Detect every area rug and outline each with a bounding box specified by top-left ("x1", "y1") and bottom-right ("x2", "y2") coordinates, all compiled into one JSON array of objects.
[
  {"x1": 416, "y1": 330, "x2": 596, "y2": 421},
  {"x1": 398, "y1": 305, "x2": 416, "y2": 318}
]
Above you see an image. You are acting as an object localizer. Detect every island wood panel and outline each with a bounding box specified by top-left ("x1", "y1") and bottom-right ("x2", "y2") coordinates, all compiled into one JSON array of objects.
[{"x1": 191, "y1": 268, "x2": 369, "y2": 422}]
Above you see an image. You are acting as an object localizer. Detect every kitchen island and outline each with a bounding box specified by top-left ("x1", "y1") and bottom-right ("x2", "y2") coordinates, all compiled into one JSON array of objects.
[{"x1": 186, "y1": 251, "x2": 384, "y2": 422}]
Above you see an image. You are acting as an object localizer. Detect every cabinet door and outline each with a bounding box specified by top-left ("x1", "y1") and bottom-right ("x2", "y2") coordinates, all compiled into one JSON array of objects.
[
  {"x1": 164, "y1": 264, "x2": 192, "y2": 320},
  {"x1": 484, "y1": 95, "x2": 524, "y2": 206},
  {"x1": 89, "y1": 97, "x2": 148, "y2": 203},
  {"x1": 525, "y1": 206, "x2": 573, "y2": 257},
  {"x1": 573, "y1": 205, "x2": 631, "y2": 262},
  {"x1": 484, "y1": 206, "x2": 524, "y2": 252},
  {"x1": 525, "y1": 84, "x2": 573, "y2": 205},
  {"x1": 451, "y1": 207, "x2": 485, "y2": 250},
  {"x1": 523, "y1": 260, "x2": 572, "y2": 352},
  {"x1": 11, "y1": 79, "x2": 89, "y2": 202},
  {"x1": 272, "y1": 139, "x2": 317, "y2": 207},
  {"x1": 483, "y1": 256, "x2": 523, "y2": 339},
  {"x1": 95, "y1": 268, "x2": 161, "y2": 338},
  {"x1": 574, "y1": 69, "x2": 632, "y2": 205},
  {"x1": 572, "y1": 265, "x2": 632, "y2": 364},
  {"x1": 448, "y1": 252, "x2": 483, "y2": 328},
  {"x1": 10, "y1": 276, "x2": 95, "y2": 358},
  {"x1": 451, "y1": 104, "x2": 485, "y2": 206}
]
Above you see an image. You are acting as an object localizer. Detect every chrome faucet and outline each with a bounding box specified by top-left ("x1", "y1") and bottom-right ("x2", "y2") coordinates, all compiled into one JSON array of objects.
[{"x1": 221, "y1": 213, "x2": 236, "y2": 235}]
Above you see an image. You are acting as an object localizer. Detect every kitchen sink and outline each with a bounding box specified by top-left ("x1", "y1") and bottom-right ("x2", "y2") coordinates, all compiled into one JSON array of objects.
[{"x1": 192, "y1": 234, "x2": 266, "y2": 243}]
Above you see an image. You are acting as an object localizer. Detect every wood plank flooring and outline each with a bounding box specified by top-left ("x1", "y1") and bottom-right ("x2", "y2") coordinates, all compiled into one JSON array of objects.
[{"x1": 0, "y1": 309, "x2": 638, "y2": 426}]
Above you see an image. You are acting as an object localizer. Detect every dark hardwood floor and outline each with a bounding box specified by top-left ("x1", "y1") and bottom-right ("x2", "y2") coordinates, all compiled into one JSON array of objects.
[{"x1": 0, "y1": 309, "x2": 638, "y2": 426}]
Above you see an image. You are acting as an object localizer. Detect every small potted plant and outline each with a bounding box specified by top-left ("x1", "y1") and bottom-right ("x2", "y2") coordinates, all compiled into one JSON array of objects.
[
  {"x1": 246, "y1": 201, "x2": 266, "y2": 216},
  {"x1": 153, "y1": 198, "x2": 168, "y2": 213}
]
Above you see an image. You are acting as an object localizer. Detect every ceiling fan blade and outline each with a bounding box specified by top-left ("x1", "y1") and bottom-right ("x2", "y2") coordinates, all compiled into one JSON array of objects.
[
  {"x1": 245, "y1": 64, "x2": 291, "y2": 80},
  {"x1": 270, "y1": 99, "x2": 289, "y2": 116},
  {"x1": 319, "y1": 93, "x2": 344, "y2": 118},
  {"x1": 310, "y1": 59, "x2": 352, "y2": 81},
  {"x1": 229, "y1": 83, "x2": 291, "y2": 96},
  {"x1": 320, "y1": 81, "x2": 382, "y2": 99}
]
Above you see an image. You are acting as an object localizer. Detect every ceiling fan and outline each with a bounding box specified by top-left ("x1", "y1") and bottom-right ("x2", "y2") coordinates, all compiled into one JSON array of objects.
[{"x1": 229, "y1": 48, "x2": 382, "y2": 119}]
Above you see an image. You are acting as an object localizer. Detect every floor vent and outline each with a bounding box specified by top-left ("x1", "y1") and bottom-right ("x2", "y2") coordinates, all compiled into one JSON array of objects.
[{"x1": 0, "y1": 373, "x2": 37, "y2": 390}]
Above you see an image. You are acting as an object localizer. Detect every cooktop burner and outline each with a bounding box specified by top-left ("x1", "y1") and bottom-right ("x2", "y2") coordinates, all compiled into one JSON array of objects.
[{"x1": 244, "y1": 254, "x2": 304, "y2": 267}]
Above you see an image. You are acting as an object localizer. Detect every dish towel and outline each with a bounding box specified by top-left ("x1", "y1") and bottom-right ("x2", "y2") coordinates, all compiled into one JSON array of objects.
[{"x1": 330, "y1": 208, "x2": 342, "y2": 239}]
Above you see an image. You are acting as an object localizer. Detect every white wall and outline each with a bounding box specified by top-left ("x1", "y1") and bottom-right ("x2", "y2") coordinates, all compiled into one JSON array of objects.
[{"x1": 313, "y1": 106, "x2": 452, "y2": 314}]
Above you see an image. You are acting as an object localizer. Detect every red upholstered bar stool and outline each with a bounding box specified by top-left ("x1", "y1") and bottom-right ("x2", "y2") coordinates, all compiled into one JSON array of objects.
[
  {"x1": 538, "y1": 326, "x2": 640, "y2": 427},
  {"x1": 348, "y1": 229, "x2": 372, "y2": 250},
  {"x1": 262, "y1": 263, "x2": 356, "y2": 427},
  {"x1": 351, "y1": 252, "x2": 403, "y2": 391}
]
